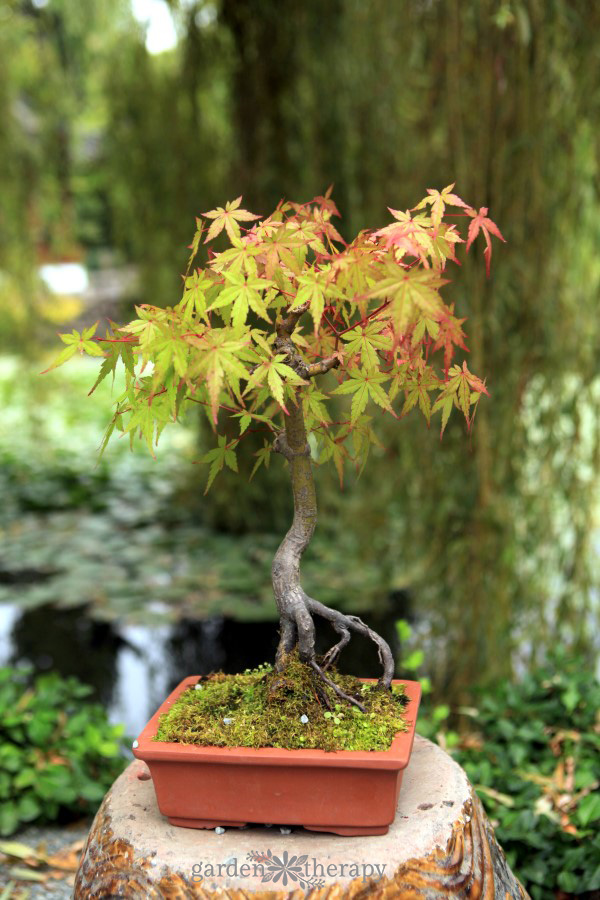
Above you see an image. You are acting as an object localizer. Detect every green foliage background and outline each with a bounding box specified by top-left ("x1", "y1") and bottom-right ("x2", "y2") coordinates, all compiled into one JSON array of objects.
[
  {"x1": 1, "y1": 1, "x2": 598, "y2": 702},
  {"x1": 0, "y1": 666, "x2": 127, "y2": 836}
]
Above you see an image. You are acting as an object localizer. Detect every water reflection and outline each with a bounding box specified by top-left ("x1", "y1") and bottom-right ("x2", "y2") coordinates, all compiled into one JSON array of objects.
[
  {"x1": 9, "y1": 606, "x2": 124, "y2": 707},
  {"x1": 1, "y1": 601, "x2": 406, "y2": 737}
]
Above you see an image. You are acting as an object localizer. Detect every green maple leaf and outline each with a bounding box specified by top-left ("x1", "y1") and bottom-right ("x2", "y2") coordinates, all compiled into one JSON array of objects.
[
  {"x1": 340, "y1": 322, "x2": 391, "y2": 371},
  {"x1": 303, "y1": 387, "x2": 331, "y2": 425},
  {"x1": 332, "y1": 368, "x2": 394, "y2": 422},
  {"x1": 318, "y1": 432, "x2": 349, "y2": 487},
  {"x1": 209, "y1": 271, "x2": 272, "y2": 331},
  {"x1": 411, "y1": 315, "x2": 440, "y2": 345},
  {"x1": 88, "y1": 341, "x2": 121, "y2": 395},
  {"x1": 400, "y1": 369, "x2": 440, "y2": 424},
  {"x1": 210, "y1": 242, "x2": 261, "y2": 275},
  {"x1": 180, "y1": 271, "x2": 213, "y2": 320},
  {"x1": 244, "y1": 354, "x2": 307, "y2": 410},
  {"x1": 250, "y1": 441, "x2": 272, "y2": 480},
  {"x1": 201, "y1": 434, "x2": 239, "y2": 493},
  {"x1": 41, "y1": 324, "x2": 105, "y2": 373},
  {"x1": 185, "y1": 217, "x2": 205, "y2": 275},
  {"x1": 366, "y1": 265, "x2": 445, "y2": 334},
  {"x1": 432, "y1": 361, "x2": 489, "y2": 434},
  {"x1": 190, "y1": 330, "x2": 251, "y2": 423}
]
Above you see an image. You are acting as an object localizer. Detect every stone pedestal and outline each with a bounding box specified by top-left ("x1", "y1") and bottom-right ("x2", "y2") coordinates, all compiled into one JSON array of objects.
[{"x1": 75, "y1": 735, "x2": 528, "y2": 898}]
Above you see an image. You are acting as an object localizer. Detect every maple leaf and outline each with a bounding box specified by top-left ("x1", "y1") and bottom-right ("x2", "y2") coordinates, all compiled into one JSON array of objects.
[
  {"x1": 250, "y1": 440, "x2": 273, "y2": 480},
  {"x1": 243, "y1": 354, "x2": 307, "y2": 411},
  {"x1": 210, "y1": 241, "x2": 260, "y2": 275},
  {"x1": 317, "y1": 428, "x2": 351, "y2": 487},
  {"x1": 465, "y1": 207, "x2": 506, "y2": 276},
  {"x1": 432, "y1": 361, "x2": 489, "y2": 435},
  {"x1": 366, "y1": 265, "x2": 446, "y2": 336},
  {"x1": 303, "y1": 387, "x2": 331, "y2": 425},
  {"x1": 256, "y1": 227, "x2": 306, "y2": 279},
  {"x1": 189, "y1": 330, "x2": 251, "y2": 423},
  {"x1": 311, "y1": 185, "x2": 340, "y2": 219},
  {"x1": 332, "y1": 368, "x2": 394, "y2": 422},
  {"x1": 414, "y1": 183, "x2": 471, "y2": 228},
  {"x1": 340, "y1": 322, "x2": 391, "y2": 371},
  {"x1": 40, "y1": 324, "x2": 105, "y2": 373},
  {"x1": 185, "y1": 217, "x2": 205, "y2": 275},
  {"x1": 201, "y1": 434, "x2": 239, "y2": 493},
  {"x1": 372, "y1": 210, "x2": 428, "y2": 260},
  {"x1": 209, "y1": 271, "x2": 272, "y2": 331},
  {"x1": 289, "y1": 271, "x2": 327, "y2": 333},
  {"x1": 203, "y1": 197, "x2": 260, "y2": 244},
  {"x1": 431, "y1": 307, "x2": 467, "y2": 371},
  {"x1": 399, "y1": 369, "x2": 440, "y2": 424},
  {"x1": 88, "y1": 341, "x2": 120, "y2": 395},
  {"x1": 180, "y1": 270, "x2": 214, "y2": 320}
]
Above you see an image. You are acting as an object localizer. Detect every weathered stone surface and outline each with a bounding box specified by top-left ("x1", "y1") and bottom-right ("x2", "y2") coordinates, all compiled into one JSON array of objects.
[{"x1": 75, "y1": 735, "x2": 529, "y2": 898}]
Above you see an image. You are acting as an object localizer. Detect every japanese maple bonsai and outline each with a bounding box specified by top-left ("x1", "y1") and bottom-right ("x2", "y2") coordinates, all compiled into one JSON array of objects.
[{"x1": 45, "y1": 185, "x2": 503, "y2": 710}]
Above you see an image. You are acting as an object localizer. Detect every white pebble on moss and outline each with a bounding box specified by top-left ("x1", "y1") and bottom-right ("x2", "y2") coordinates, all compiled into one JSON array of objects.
[
  {"x1": 132, "y1": 740, "x2": 139, "y2": 749},
  {"x1": 223, "y1": 717, "x2": 233, "y2": 725},
  {"x1": 194, "y1": 684, "x2": 203, "y2": 691},
  {"x1": 300, "y1": 714, "x2": 309, "y2": 724}
]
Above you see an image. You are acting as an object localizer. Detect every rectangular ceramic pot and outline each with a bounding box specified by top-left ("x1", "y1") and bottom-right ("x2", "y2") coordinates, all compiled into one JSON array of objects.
[{"x1": 132, "y1": 676, "x2": 421, "y2": 836}]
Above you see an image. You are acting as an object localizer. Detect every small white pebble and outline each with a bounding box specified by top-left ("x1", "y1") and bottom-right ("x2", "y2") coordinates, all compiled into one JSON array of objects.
[
  {"x1": 132, "y1": 739, "x2": 139, "y2": 749},
  {"x1": 223, "y1": 717, "x2": 233, "y2": 725},
  {"x1": 300, "y1": 714, "x2": 309, "y2": 724},
  {"x1": 194, "y1": 684, "x2": 203, "y2": 691},
  {"x1": 150, "y1": 858, "x2": 158, "y2": 867},
  {"x1": 280, "y1": 827, "x2": 292, "y2": 835},
  {"x1": 215, "y1": 826, "x2": 225, "y2": 834}
]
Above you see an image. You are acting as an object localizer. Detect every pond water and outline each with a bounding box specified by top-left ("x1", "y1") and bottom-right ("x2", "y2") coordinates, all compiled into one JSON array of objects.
[{"x1": 0, "y1": 601, "x2": 404, "y2": 738}]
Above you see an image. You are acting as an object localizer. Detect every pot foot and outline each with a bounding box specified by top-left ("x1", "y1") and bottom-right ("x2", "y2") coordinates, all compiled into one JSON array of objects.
[
  {"x1": 168, "y1": 817, "x2": 247, "y2": 829},
  {"x1": 303, "y1": 823, "x2": 389, "y2": 836}
]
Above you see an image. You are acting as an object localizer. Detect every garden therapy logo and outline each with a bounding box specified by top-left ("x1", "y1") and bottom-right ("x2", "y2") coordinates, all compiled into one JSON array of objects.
[{"x1": 191, "y1": 850, "x2": 387, "y2": 888}]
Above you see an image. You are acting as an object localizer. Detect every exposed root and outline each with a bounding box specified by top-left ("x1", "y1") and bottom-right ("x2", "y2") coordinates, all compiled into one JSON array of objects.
[
  {"x1": 273, "y1": 591, "x2": 394, "y2": 709},
  {"x1": 309, "y1": 660, "x2": 365, "y2": 712},
  {"x1": 303, "y1": 591, "x2": 395, "y2": 690}
]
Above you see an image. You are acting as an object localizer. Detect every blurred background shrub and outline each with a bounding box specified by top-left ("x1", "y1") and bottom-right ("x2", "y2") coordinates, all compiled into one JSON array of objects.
[{"x1": 0, "y1": 666, "x2": 127, "y2": 836}]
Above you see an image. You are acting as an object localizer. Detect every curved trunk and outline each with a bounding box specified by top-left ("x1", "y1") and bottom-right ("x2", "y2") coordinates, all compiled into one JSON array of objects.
[
  {"x1": 271, "y1": 395, "x2": 317, "y2": 667},
  {"x1": 271, "y1": 392, "x2": 395, "y2": 700}
]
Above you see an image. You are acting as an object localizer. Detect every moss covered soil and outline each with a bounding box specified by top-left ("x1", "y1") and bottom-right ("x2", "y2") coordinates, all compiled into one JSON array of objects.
[{"x1": 154, "y1": 655, "x2": 408, "y2": 752}]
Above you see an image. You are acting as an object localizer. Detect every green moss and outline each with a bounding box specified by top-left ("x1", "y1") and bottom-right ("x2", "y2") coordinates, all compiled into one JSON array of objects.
[{"x1": 154, "y1": 654, "x2": 408, "y2": 751}]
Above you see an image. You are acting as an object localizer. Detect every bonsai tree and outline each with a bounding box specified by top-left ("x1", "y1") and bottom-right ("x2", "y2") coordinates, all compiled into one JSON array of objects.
[{"x1": 44, "y1": 186, "x2": 503, "y2": 710}]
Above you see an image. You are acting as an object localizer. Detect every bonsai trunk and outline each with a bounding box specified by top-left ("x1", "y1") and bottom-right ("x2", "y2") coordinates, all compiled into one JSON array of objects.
[{"x1": 271, "y1": 392, "x2": 395, "y2": 710}]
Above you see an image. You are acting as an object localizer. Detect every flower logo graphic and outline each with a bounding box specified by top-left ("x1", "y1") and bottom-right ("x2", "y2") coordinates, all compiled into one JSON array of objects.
[{"x1": 247, "y1": 850, "x2": 325, "y2": 889}]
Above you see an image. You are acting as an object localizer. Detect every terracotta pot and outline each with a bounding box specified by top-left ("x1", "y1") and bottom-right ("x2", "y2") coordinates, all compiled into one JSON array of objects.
[{"x1": 132, "y1": 676, "x2": 421, "y2": 836}]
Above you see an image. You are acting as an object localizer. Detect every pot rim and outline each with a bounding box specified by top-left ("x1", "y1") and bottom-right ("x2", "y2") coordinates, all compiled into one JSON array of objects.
[{"x1": 133, "y1": 677, "x2": 421, "y2": 771}]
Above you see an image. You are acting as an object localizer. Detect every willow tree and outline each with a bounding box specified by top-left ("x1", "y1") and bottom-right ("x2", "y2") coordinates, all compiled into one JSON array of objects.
[
  {"x1": 213, "y1": 0, "x2": 600, "y2": 696},
  {"x1": 44, "y1": 188, "x2": 502, "y2": 698}
]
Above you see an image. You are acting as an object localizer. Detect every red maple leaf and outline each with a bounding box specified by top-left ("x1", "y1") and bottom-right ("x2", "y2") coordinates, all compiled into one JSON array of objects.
[
  {"x1": 432, "y1": 308, "x2": 468, "y2": 371},
  {"x1": 465, "y1": 208, "x2": 506, "y2": 277}
]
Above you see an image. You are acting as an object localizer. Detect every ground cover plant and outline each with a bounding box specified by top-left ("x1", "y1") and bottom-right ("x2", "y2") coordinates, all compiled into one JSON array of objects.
[
  {"x1": 0, "y1": 666, "x2": 127, "y2": 836},
  {"x1": 45, "y1": 187, "x2": 503, "y2": 712},
  {"x1": 450, "y1": 652, "x2": 600, "y2": 898}
]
